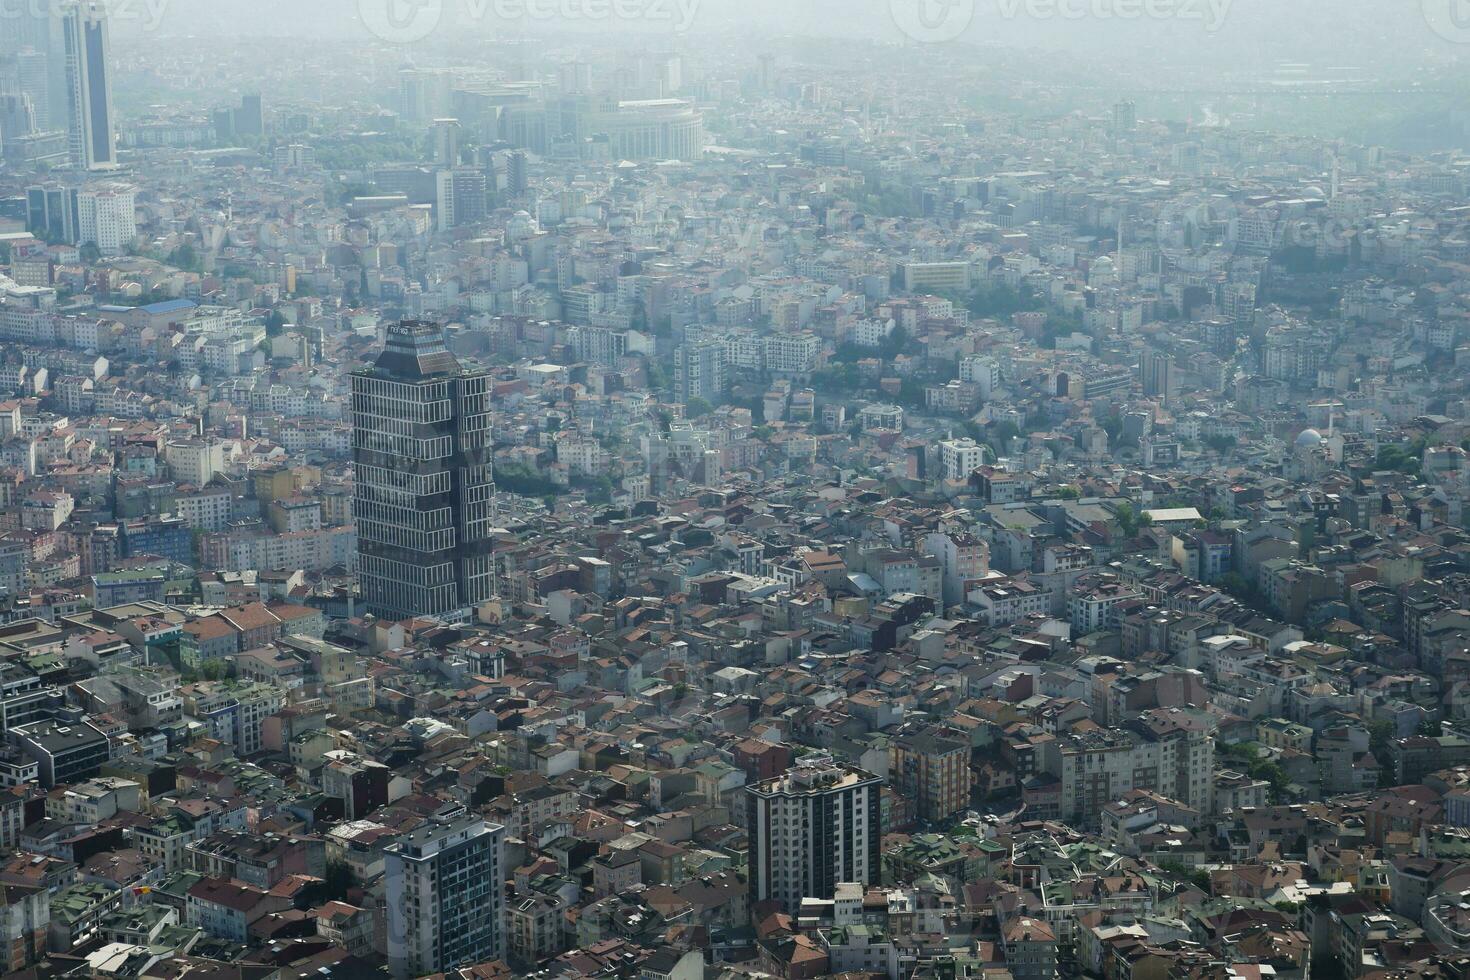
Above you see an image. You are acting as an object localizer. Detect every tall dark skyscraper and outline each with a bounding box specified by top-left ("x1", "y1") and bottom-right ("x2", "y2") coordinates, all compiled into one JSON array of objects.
[
  {"x1": 61, "y1": 0, "x2": 116, "y2": 170},
  {"x1": 26, "y1": 184, "x2": 79, "y2": 243},
  {"x1": 235, "y1": 93, "x2": 263, "y2": 136},
  {"x1": 351, "y1": 321, "x2": 495, "y2": 623},
  {"x1": 506, "y1": 149, "x2": 528, "y2": 196},
  {"x1": 1140, "y1": 349, "x2": 1177, "y2": 403},
  {"x1": 1112, "y1": 99, "x2": 1137, "y2": 136}
]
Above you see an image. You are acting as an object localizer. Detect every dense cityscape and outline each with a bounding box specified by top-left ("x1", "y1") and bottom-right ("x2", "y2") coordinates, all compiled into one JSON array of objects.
[{"x1": 2, "y1": 1, "x2": 1470, "y2": 978}]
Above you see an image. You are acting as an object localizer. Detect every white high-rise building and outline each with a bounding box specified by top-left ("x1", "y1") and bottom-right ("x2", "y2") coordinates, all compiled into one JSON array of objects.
[
  {"x1": 75, "y1": 184, "x2": 135, "y2": 255},
  {"x1": 959, "y1": 355, "x2": 1001, "y2": 400},
  {"x1": 674, "y1": 338, "x2": 728, "y2": 406},
  {"x1": 938, "y1": 438, "x2": 988, "y2": 482},
  {"x1": 746, "y1": 756, "x2": 882, "y2": 913},
  {"x1": 61, "y1": 0, "x2": 117, "y2": 170},
  {"x1": 14, "y1": 49, "x2": 49, "y2": 131},
  {"x1": 763, "y1": 332, "x2": 820, "y2": 375},
  {"x1": 274, "y1": 144, "x2": 316, "y2": 171},
  {"x1": 385, "y1": 816, "x2": 506, "y2": 979}
]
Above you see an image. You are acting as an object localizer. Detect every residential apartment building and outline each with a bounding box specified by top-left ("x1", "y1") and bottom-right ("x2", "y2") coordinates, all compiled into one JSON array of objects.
[
  {"x1": 890, "y1": 728, "x2": 971, "y2": 825},
  {"x1": 385, "y1": 816, "x2": 506, "y2": 979},
  {"x1": 747, "y1": 756, "x2": 882, "y2": 913}
]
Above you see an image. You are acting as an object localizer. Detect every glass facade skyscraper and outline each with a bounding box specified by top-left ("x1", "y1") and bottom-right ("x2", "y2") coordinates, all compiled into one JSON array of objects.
[
  {"x1": 351, "y1": 320, "x2": 495, "y2": 622},
  {"x1": 61, "y1": 0, "x2": 117, "y2": 170}
]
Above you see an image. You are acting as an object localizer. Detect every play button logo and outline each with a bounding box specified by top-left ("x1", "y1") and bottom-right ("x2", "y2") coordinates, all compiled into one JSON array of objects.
[
  {"x1": 360, "y1": 0, "x2": 444, "y2": 44},
  {"x1": 890, "y1": 0, "x2": 976, "y2": 43},
  {"x1": 1423, "y1": 0, "x2": 1470, "y2": 43}
]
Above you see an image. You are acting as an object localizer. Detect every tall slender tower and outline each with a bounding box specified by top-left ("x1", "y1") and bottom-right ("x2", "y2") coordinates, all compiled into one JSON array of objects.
[
  {"x1": 4, "y1": 2, "x2": 68, "y2": 132},
  {"x1": 61, "y1": 0, "x2": 117, "y2": 170},
  {"x1": 746, "y1": 755, "x2": 882, "y2": 913},
  {"x1": 14, "y1": 49, "x2": 50, "y2": 132},
  {"x1": 352, "y1": 321, "x2": 495, "y2": 622}
]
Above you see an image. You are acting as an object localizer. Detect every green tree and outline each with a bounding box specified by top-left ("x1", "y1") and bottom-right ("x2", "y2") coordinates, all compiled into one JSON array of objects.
[
  {"x1": 1367, "y1": 720, "x2": 1396, "y2": 786},
  {"x1": 1376, "y1": 437, "x2": 1426, "y2": 475},
  {"x1": 496, "y1": 464, "x2": 563, "y2": 498},
  {"x1": 1299, "y1": 521, "x2": 1318, "y2": 556},
  {"x1": 169, "y1": 243, "x2": 201, "y2": 272},
  {"x1": 965, "y1": 281, "x2": 1043, "y2": 319},
  {"x1": 574, "y1": 475, "x2": 615, "y2": 505},
  {"x1": 684, "y1": 396, "x2": 714, "y2": 419},
  {"x1": 896, "y1": 378, "x2": 927, "y2": 409},
  {"x1": 880, "y1": 325, "x2": 910, "y2": 359},
  {"x1": 646, "y1": 359, "x2": 670, "y2": 391},
  {"x1": 1115, "y1": 502, "x2": 1141, "y2": 538},
  {"x1": 1204, "y1": 434, "x2": 1237, "y2": 453},
  {"x1": 987, "y1": 421, "x2": 1021, "y2": 456},
  {"x1": 332, "y1": 181, "x2": 377, "y2": 206},
  {"x1": 812, "y1": 363, "x2": 861, "y2": 394},
  {"x1": 301, "y1": 859, "x2": 355, "y2": 905},
  {"x1": 1219, "y1": 572, "x2": 1254, "y2": 600},
  {"x1": 1158, "y1": 861, "x2": 1212, "y2": 892}
]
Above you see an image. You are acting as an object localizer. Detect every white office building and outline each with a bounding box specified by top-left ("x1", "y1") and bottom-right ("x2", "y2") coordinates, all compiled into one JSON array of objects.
[{"x1": 75, "y1": 184, "x2": 135, "y2": 255}]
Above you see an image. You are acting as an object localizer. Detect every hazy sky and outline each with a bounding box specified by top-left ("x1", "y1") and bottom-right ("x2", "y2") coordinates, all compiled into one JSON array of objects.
[{"x1": 113, "y1": 0, "x2": 1466, "y2": 69}]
